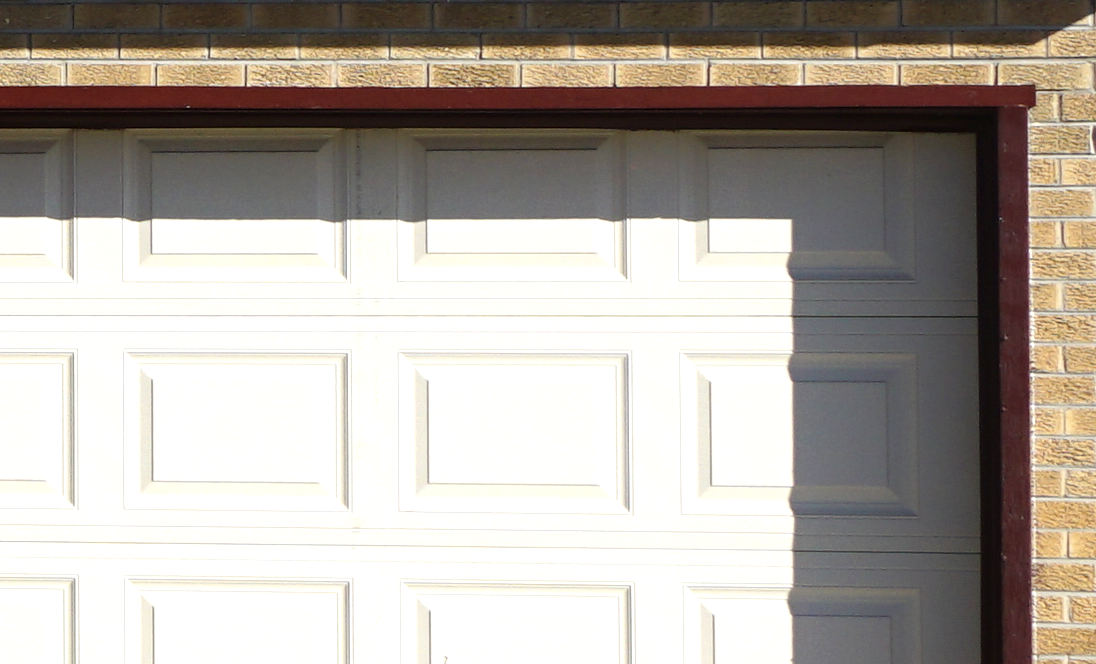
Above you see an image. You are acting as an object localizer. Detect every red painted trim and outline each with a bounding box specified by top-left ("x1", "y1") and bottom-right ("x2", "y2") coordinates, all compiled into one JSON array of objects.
[
  {"x1": 994, "y1": 105, "x2": 1033, "y2": 664},
  {"x1": 0, "y1": 85, "x2": 1035, "y2": 111}
]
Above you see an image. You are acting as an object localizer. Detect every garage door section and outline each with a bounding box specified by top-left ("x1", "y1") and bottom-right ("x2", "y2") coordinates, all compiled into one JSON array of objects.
[{"x1": 0, "y1": 128, "x2": 978, "y2": 663}]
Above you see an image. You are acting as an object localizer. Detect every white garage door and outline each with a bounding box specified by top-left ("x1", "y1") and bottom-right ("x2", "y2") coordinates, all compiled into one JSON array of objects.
[{"x1": 0, "y1": 128, "x2": 979, "y2": 663}]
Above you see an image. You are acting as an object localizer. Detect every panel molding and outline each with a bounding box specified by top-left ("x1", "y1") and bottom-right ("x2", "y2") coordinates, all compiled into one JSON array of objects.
[
  {"x1": 122, "y1": 128, "x2": 349, "y2": 283},
  {"x1": 124, "y1": 352, "x2": 349, "y2": 511},
  {"x1": 126, "y1": 578, "x2": 349, "y2": 664},
  {"x1": 0, "y1": 576, "x2": 75, "y2": 664},
  {"x1": 0, "y1": 352, "x2": 74, "y2": 508},
  {"x1": 402, "y1": 582, "x2": 631, "y2": 664},
  {"x1": 396, "y1": 130, "x2": 627, "y2": 282},
  {"x1": 399, "y1": 351, "x2": 630, "y2": 514},
  {"x1": 685, "y1": 585, "x2": 920, "y2": 664},
  {"x1": 678, "y1": 132, "x2": 916, "y2": 283},
  {"x1": 681, "y1": 352, "x2": 918, "y2": 517},
  {"x1": 0, "y1": 130, "x2": 73, "y2": 283}
]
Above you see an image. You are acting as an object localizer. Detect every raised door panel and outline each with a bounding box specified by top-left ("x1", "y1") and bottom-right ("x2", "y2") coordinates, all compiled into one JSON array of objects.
[
  {"x1": 395, "y1": 130, "x2": 627, "y2": 282},
  {"x1": 122, "y1": 129, "x2": 348, "y2": 283},
  {"x1": 0, "y1": 131, "x2": 73, "y2": 283}
]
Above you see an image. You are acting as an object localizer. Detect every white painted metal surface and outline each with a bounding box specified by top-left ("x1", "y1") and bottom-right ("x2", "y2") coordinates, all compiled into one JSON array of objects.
[{"x1": 0, "y1": 129, "x2": 979, "y2": 663}]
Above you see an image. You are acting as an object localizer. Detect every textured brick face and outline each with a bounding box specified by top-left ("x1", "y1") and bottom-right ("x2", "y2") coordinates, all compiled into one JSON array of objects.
[{"x1": 7, "y1": 2, "x2": 1096, "y2": 660}]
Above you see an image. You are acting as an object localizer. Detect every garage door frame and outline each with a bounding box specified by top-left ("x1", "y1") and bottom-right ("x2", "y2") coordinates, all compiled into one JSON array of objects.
[{"x1": 0, "y1": 83, "x2": 1035, "y2": 663}]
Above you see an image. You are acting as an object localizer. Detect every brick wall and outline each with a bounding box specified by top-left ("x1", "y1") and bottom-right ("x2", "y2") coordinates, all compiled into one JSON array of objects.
[{"x1": 8, "y1": 0, "x2": 1096, "y2": 659}]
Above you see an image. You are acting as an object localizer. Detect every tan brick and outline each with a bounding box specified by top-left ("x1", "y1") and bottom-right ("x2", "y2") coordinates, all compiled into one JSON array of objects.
[
  {"x1": 764, "y1": 32, "x2": 855, "y2": 59},
  {"x1": 1072, "y1": 532, "x2": 1096, "y2": 556},
  {"x1": 805, "y1": 63, "x2": 897, "y2": 85},
  {"x1": 483, "y1": 34, "x2": 570, "y2": 60},
  {"x1": 1030, "y1": 126, "x2": 1092, "y2": 154},
  {"x1": 1033, "y1": 345, "x2": 1063, "y2": 372},
  {"x1": 900, "y1": 64, "x2": 992, "y2": 85},
  {"x1": 210, "y1": 34, "x2": 296, "y2": 60},
  {"x1": 527, "y1": 3, "x2": 616, "y2": 29},
  {"x1": 121, "y1": 34, "x2": 207, "y2": 60},
  {"x1": 342, "y1": 2, "x2": 430, "y2": 30},
  {"x1": 1035, "y1": 469, "x2": 1066, "y2": 496},
  {"x1": 0, "y1": 5, "x2": 71, "y2": 30},
  {"x1": 713, "y1": 1, "x2": 803, "y2": 28},
  {"x1": 1030, "y1": 158, "x2": 1060, "y2": 186},
  {"x1": 1035, "y1": 407, "x2": 1066, "y2": 434},
  {"x1": 299, "y1": 34, "x2": 386, "y2": 60},
  {"x1": 901, "y1": 0, "x2": 994, "y2": 26},
  {"x1": 162, "y1": 4, "x2": 248, "y2": 30},
  {"x1": 1036, "y1": 562, "x2": 1096, "y2": 590},
  {"x1": 522, "y1": 64, "x2": 612, "y2": 88},
  {"x1": 1037, "y1": 627, "x2": 1096, "y2": 655},
  {"x1": 1033, "y1": 190, "x2": 1096, "y2": 218},
  {"x1": 806, "y1": 0, "x2": 898, "y2": 27},
  {"x1": 620, "y1": 2, "x2": 710, "y2": 29},
  {"x1": 1035, "y1": 315, "x2": 1096, "y2": 341},
  {"x1": 1032, "y1": 251, "x2": 1096, "y2": 279},
  {"x1": 32, "y1": 34, "x2": 117, "y2": 60},
  {"x1": 999, "y1": 0, "x2": 1092, "y2": 26},
  {"x1": 1073, "y1": 597, "x2": 1096, "y2": 623},
  {"x1": 68, "y1": 63, "x2": 152, "y2": 86},
  {"x1": 1064, "y1": 288, "x2": 1096, "y2": 313},
  {"x1": 1038, "y1": 595, "x2": 1067, "y2": 621},
  {"x1": 1032, "y1": 283, "x2": 1063, "y2": 311},
  {"x1": 617, "y1": 63, "x2": 706, "y2": 87},
  {"x1": 1067, "y1": 347, "x2": 1096, "y2": 372},
  {"x1": 669, "y1": 32, "x2": 760, "y2": 59},
  {"x1": 575, "y1": 34, "x2": 664, "y2": 60},
  {"x1": 710, "y1": 62, "x2": 801, "y2": 86},
  {"x1": 338, "y1": 63, "x2": 426, "y2": 88},
  {"x1": 430, "y1": 63, "x2": 517, "y2": 88},
  {"x1": 391, "y1": 34, "x2": 479, "y2": 60},
  {"x1": 1032, "y1": 93, "x2": 1061, "y2": 123},
  {"x1": 0, "y1": 63, "x2": 62, "y2": 86},
  {"x1": 1065, "y1": 222, "x2": 1096, "y2": 248},
  {"x1": 1065, "y1": 160, "x2": 1096, "y2": 185},
  {"x1": 1068, "y1": 470, "x2": 1096, "y2": 496},
  {"x1": 953, "y1": 30, "x2": 1049, "y2": 57},
  {"x1": 1035, "y1": 437, "x2": 1096, "y2": 465},
  {"x1": 252, "y1": 4, "x2": 338, "y2": 30},
  {"x1": 1038, "y1": 500, "x2": 1096, "y2": 528},
  {"x1": 74, "y1": 3, "x2": 158, "y2": 29},
  {"x1": 157, "y1": 64, "x2": 243, "y2": 86},
  {"x1": 1037, "y1": 529, "x2": 1067, "y2": 555},
  {"x1": 435, "y1": 4, "x2": 522, "y2": 30},
  {"x1": 0, "y1": 35, "x2": 28, "y2": 60},
  {"x1": 999, "y1": 63, "x2": 1094, "y2": 90},
  {"x1": 248, "y1": 64, "x2": 333, "y2": 88},
  {"x1": 1050, "y1": 30, "x2": 1096, "y2": 58},
  {"x1": 1063, "y1": 94, "x2": 1096, "y2": 121},
  {"x1": 1033, "y1": 375, "x2": 1096, "y2": 403},
  {"x1": 856, "y1": 31, "x2": 950, "y2": 58},
  {"x1": 1032, "y1": 220, "x2": 1062, "y2": 247},
  {"x1": 1068, "y1": 411, "x2": 1096, "y2": 436}
]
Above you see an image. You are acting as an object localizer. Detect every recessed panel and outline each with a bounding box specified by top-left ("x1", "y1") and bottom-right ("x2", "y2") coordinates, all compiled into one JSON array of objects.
[
  {"x1": 682, "y1": 353, "x2": 916, "y2": 516},
  {"x1": 128, "y1": 580, "x2": 347, "y2": 664},
  {"x1": 686, "y1": 587, "x2": 917, "y2": 664},
  {"x1": 0, "y1": 354, "x2": 73, "y2": 508},
  {"x1": 127, "y1": 353, "x2": 347, "y2": 510},
  {"x1": 397, "y1": 131, "x2": 626, "y2": 281},
  {"x1": 679, "y1": 133, "x2": 914, "y2": 282},
  {"x1": 400, "y1": 353, "x2": 628, "y2": 513},
  {"x1": 403, "y1": 583, "x2": 630, "y2": 664},
  {"x1": 123, "y1": 130, "x2": 347, "y2": 282},
  {"x1": 0, "y1": 579, "x2": 73, "y2": 664},
  {"x1": 0, "y1": 132, "x2": 73, "y2": 282}
]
